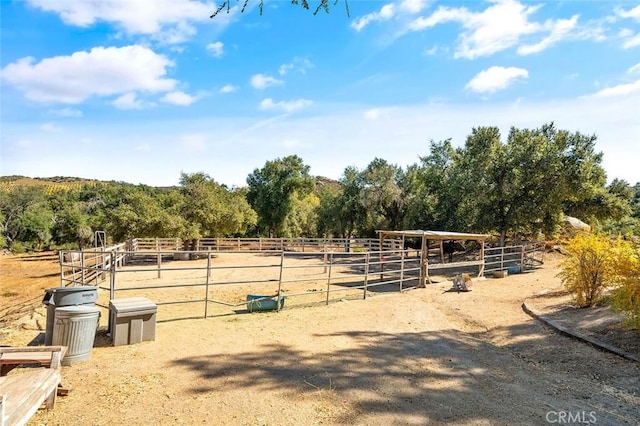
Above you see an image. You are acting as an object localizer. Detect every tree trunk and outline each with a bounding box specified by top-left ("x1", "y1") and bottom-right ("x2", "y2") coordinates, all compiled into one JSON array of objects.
[{"x1": 499, "y1": 230, "x2": 507, "y2": 247}]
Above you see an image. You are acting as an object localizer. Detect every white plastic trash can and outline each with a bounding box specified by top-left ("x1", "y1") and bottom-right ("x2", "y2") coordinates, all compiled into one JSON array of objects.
[{"x1": 52, "y1": 305, "x2": 101, "y2": 365}]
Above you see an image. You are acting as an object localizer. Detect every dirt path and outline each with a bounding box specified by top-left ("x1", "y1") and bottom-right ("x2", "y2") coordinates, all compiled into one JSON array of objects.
[{"x1": 1, "y1": 253, "x2": 639, "y2": 425}]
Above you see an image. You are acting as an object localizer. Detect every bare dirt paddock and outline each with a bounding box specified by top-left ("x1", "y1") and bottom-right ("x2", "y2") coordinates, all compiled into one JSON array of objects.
[{"x1": 1, "y1": 252, "x2": 639, "y2": 425}]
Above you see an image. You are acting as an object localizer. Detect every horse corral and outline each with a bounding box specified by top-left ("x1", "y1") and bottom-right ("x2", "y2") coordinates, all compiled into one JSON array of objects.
[
  {"x1": 2, "y1": 237, "x2": 638, "y2": 425},
  {"x1": 58, "y1": 234, "x2": 544, "y2": 323}
]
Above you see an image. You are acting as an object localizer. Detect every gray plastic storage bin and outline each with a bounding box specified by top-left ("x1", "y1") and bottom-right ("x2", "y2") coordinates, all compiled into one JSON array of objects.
[
  {"x1": 109, "y1": 297, "x2": 157, "y2": 346},
  {"x1": 52, "y1": 305, "x2": 101, "y2": 365},
  {"x1": 43, "y1": 286, "x2": 98, "y2": 345}
]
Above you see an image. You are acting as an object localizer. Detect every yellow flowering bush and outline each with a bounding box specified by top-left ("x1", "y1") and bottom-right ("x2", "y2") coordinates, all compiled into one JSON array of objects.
[
  {"x1": 559, "y1": 232, "x2": 640, "y2": 328},
  {"x1": 558, "y1": 233, "x2": 621, "y2": 308},
  {"x1": 609, "y1": 242, "x2": 640, "y2": 328}
]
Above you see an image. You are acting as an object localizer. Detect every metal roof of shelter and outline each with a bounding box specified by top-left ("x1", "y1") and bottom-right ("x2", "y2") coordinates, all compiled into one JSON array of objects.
[{"x1": 377, "y1": 230, "x2": 492, "y2": 241}]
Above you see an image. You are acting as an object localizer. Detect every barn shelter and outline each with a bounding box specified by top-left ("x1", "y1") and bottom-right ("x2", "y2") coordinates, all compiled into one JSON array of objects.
[{"x1": 377, "y1": 230, "x2": 492, "y2": 287}]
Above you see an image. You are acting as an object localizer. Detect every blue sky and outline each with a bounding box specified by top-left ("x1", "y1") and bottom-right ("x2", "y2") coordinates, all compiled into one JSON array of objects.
[{"x1": 1, "y1": 0, "x2": 639, "y2": 187}]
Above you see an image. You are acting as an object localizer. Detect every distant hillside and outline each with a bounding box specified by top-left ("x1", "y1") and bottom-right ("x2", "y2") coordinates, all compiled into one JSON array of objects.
[
  {"x1": 0, "y1": 175, "x2": 100, "y2": 185},
  {"x1": 315, "y1": 176, "x2": 341, "y2": 190},
  {"x1": 0, "y1": 175, "x2": 100, "y2": 192},
  {"x1": 1, "y1": 175, "x2": 340, "y2": 191}
]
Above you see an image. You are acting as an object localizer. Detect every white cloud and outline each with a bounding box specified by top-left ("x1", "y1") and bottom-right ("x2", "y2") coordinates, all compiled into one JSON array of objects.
[
  {"x1": 423, "y1": 45, "x2": 439, "y2": 55},
  {"x1": 351, "y1": 3, "x2": 396, "y2": 31},
  {"x1": 112, "y1": 92, "x2": 145, "y2": 110},
  {"x1": 161, "y1": 91, "x2": 197, "y2": 106},
  {"x1": 207, "y1": 41, "x2": 224, "y2": 58},
  {"x1": 466, "y1": 66, "x2": 529, "y2": 94},
  {"x1": 41, "y1": 122, "x2": 62, "y2": 132},
  {"x1": 517, "y1": 15, "x2": 578, "y2": 55},
  {"x1": 250, "y1": 74, "x2": 283, "y2": 89},
  {"x1": 1, "y1": 45, "x2": 176, "y2": 104},
  {"x1": 278, "y1": 57, "x2": 314, "y2": 76},
  {"x1": 365, "y1": 109, "x2": 383, "y2": 120},
  {"x1": 616, "y1": 5, "x2": 640, "y2": 21},
  {"x1": 588, "y1": 79, "x2": 640, "y2": 98},
  {"x1": 220, "y1": 84, "x2": 238, "y2": 94},
  {"x1": 351, "y1": 0, "x2": 428, "y2": 32},
  {"x1": 364, "y1": 108, "x2": 394, "y2": 120},
  {"x1": 4, "y1": 93, "x2": 640, "y2": 188},
  {"x1": 25, "y1": 0, "x2": 212, "y2": 43},
  {"x1": 180, "y1": 133, "x2": 208, "y2": 152},
  {"x1": 622, "y1": 33, "x2": 640, "y2": 49},
  {"x1": 154, "y1": 21, "x2": 197, "y2": 44},
  {"x1": 259, "y1": 98, "x2": 313, "y2": 113},
  {"x1": 619, "y1": 28, "x2": 634, "y2": 38},
  {"x1": 51, "y1": 107, "x2": 83, "y2": 118},
  {"x1": 629, "y1": 63, "x2": 640, "y2": 75},
  {"x1": 399, "y1": 0, "x2": 428, "y2": 14},
  {"x1": 408, "y1": 0, "x2": 577, "y2": 59}
]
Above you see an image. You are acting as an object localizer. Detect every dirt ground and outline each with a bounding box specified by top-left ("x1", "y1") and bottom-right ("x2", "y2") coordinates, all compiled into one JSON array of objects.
[{"x1": 1, "y1": 251, "x2": 639, "y2": 425}]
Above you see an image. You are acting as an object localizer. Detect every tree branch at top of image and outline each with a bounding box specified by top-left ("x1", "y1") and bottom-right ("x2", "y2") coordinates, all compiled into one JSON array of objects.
[{"x1": 210, "y1": 0, "x2": 350, "y2": 17}]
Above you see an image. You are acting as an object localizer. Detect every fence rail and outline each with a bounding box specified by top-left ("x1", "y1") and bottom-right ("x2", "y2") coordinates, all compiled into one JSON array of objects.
[
  {"x1": 484, "y1": 242, "x2": 545, "y2": 274},
  {"x1": 59, "y1": 242, "x2": 128, "y2": 287},
  {"x1": 60, "y1": 248, "x2": 423, "y2": 320},
  {"x1": 58, "y1": 240, "x2": 545, "y2": 322},
  {"x1": 130, "y1": 237, "x2": 402, "y2": 253}
]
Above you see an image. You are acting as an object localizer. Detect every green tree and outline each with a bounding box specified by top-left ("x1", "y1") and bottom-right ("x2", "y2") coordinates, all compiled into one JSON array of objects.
[
  {"x1": 315, "y1": 178, "x2": 343, "y2": 238},
  {"x1": 600, "y1": 180, "x2": 638, "y2": 236},
  {"x1": 179, "y1": 172, "x2": 257, "y2": 241},
  {"x1": 404, "y1": 139, "x2": 460, "y2": 231},
  {"x1": 53, "y1": 200, "x2": 94, "y2": 250},
  {"x1": 452, "y1": 123, "x2": 611, "y2": 244},
  {"x1": 246, "y1": 155, "x2": 314, "y2": 237},
  {"x1": 283, "y1": 193, "x2": 320, "y2": 237},
  {"x1": 106, "y1": 188, "x2": 184, "y2": 242},
  {"x1": 0, "y1": 186, "x2": 53, "y2": 250},
  {"x1": 630, "y1": 183, "x2": 640, "y2": 219},
  {"x1": 336, "y1": 166, "x2": 368, "y2": 238},
  {"x1": 360, "y1": 158, "x2": 406, "y2": 233}
]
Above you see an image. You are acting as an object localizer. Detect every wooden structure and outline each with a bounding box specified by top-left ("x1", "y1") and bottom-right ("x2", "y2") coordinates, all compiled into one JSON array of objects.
[
  {"x1": 0, "y1": 346, "x2": 67, "y2": 426},
  {"x1": 377, "y1": 230, "x2": 492, "y2": 286}
]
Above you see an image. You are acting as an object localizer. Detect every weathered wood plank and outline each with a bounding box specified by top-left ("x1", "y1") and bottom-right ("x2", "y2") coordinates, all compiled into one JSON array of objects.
[
  {"x1": 0, "y1": 346, "x2": 66, "y2": 376},
  {"x1": 0, "y1": 368, "x2": 61, "y2": 426}
]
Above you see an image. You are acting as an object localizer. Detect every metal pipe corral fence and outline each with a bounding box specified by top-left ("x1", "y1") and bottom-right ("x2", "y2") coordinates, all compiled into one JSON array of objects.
[{"x1": 58, "y1": 238, "x2": 545, "y2": 322}]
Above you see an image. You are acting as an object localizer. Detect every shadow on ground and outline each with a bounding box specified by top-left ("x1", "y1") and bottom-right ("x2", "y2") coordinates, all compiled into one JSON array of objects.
[{"x1": 169, "y1": 325, "x2": 638, "y2": 425}]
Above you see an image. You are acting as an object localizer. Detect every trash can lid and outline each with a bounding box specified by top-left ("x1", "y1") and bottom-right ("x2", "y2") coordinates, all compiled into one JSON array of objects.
[
  {"x1": 43, "y1": 286, "x2": 98, "y2": 306},
  {"x1": 55, "y1": 305, "x2": 101, "y2": 314},
  {"x1": 45, "y1": 286, "x2": 98, "y2": 293}
]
